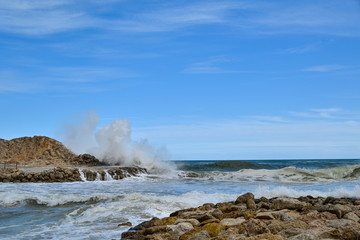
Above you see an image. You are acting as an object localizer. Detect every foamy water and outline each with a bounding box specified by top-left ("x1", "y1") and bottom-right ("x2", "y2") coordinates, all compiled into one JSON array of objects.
[{"x1": 1, "y1": 159, "x2": 360, "y2": 239}]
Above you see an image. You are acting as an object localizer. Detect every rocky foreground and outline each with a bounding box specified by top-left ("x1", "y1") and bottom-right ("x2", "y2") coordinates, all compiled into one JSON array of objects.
[{"x1": 121, "y1": 193, "x2": 360, "y2": 240}]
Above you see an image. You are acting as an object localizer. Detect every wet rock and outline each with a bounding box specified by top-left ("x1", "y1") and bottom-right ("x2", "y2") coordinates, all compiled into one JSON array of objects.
[{"x1": 118, "y1": 222, "x2": 132, "y2": 227}]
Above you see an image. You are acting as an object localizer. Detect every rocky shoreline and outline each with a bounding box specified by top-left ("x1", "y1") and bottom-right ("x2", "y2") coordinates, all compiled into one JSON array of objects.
[
  {"x1": 121, "y1": 193, "x2": 360, "y2": 240},
  {"x1": 0, "y1": 166, "x2": 148, "y2": 183}
]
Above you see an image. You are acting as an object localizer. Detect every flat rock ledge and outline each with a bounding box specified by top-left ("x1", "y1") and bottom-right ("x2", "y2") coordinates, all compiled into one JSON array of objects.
[
  {"x1": 0, "y1": 166, "x2": 148, "y2": 183},
  {"x1": 121, "y1": 193, "x2": 360, "y2": 240}
]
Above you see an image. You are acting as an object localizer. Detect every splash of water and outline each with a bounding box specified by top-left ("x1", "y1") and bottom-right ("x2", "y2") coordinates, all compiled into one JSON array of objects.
[{"x1": 63, "y1": 112, "x2": 175, "y2": 174}]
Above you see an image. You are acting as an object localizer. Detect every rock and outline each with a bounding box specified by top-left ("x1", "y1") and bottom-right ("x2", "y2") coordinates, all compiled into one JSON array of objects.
[
  {"x1": 300, "y1": 210, "x2": 337, "y2": 224},
  {"x1": 244, "y1": 219, "x2": 270, "y2": 236},
  {"x1": 154, "y1": 217, "x2": 177, "y2": 226},
  {"x1": 70, "y1": 154, "x2": 103, "y2": 166},
  {"x1": 325, "y1": 219, "x2": 355, "y2": 228},
  {"x1": 118, "y1": 222, "x2": 132, "y2": 227},
  {"x1": 344, "y1": 212, "x2": 360, "y2": 222},
  {"x1": 218, "y1": 227, "x2": 241, "y2": 237},
  {"x1": 130, "y1": 217, "x2": 159, "y2": 231},
  {"x1": 196, "y1": 213, "x2": 215, "y2": 223},
  {"x1": 267, "y1": 220, "x2": 307, "y2": 234},
  {"x1": 247, "y1": 199, "x2": 257, "y2": 210},
  {"x1": 256, "y1": 211, "x2": 275, "y2": 220},
  {"x1": 0, "y1": 136, "x2": 76, "y2": 167},
  {"x1": 317, "y1": 204, "x2": 352, "y2": 218},
  {"x1": 187, "y1": 230, "x2": 210, "y2": 240},
  {"x1": 287, "y1": 233, "x2": 319, "y2": 240},
  {"x1": 271, "y1": 198, "x2": 310, "y2": 210},
  {"x1": 167, "y1": 222, "x2": 194, "y2": 237},
  {"x1": 179, "y1": 222, "x2": 224, "y2": 240},
  {"x1": 279, "y1": 228, "x2": 305, "y2": 238},
  {"x1": 317, "y1": 227, "x2": 342, "y2": 239},
  {"x1": 220, "y1": 217, "x2": 246, "y2": 226},
  {"x1": 342, "y1": 225, "x2": 360, "y2": 240},
  {"x1": 279, "y1": 211, "x2": 300, "y2": 221},
  {"x1": 235, "y1": 192, "x2": 255, "y2": 204},
  {"x1": 199, "y1": 219, "x2": 219, "y2": 227},
  {"x1": 174, "y1": 218, "x2": 200, "y2": 227}
]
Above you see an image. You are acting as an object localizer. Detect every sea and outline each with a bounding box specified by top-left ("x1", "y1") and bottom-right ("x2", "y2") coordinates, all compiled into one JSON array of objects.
[{"x1": 1, "y1": 159, "x2": 360, "y2": 240}]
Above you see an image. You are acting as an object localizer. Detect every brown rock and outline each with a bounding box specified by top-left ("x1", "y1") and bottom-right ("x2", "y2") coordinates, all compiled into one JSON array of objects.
[
  {"x1": 244, "y1": 219, "x2": 270, "y2": 236},
  {"x1": 271, "y1": 198, "x2": 309, "y2": 210},
  {"x1": 200, "y1": 222, "x2": 225, "y2": 237},
  {"x1": 235, "y1": 192, "x2": 255, "y2": 204},
  {"x1": 247, "y1": 199, "x2": 257, "y2": 210},
  {"x1": 256, "y1": 212, "x2": 275, "y2": 220},
  {"x1": 154, "y1": 217, "x2": 177, "y2": 226},
  {"x1": 220, "y1": 217, "x2": 246, "y2": 227}
]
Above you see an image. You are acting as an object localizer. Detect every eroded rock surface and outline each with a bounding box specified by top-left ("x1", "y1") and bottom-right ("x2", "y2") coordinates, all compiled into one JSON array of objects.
[{"x1": 121, "y1": 193, "x2": 360, "y2": 240}]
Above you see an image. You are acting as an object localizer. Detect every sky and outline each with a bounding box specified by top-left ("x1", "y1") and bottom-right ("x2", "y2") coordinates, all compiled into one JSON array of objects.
[{"x1": 0, "y1": 0, "x2": 360, "y2": 160}]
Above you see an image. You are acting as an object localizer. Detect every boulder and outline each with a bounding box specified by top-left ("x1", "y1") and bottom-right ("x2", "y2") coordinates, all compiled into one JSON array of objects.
[
  {"x1": 271, "y1": 198, "x2": 310, "y2": 210},
  {"x1": 235, "y1": 192, "x2": 255, "y2": 204}
]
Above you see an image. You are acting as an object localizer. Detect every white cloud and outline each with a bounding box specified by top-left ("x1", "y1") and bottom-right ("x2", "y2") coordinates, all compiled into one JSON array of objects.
[
  {"x1": 291, "y1": 108, "x2": 344, "y2": 119},
  {"x1": 0, "y1": 1, "x2": 97, "y2": 35},
  {"x1": 250, "y1": 0, "x2": 360, "y2": 37}
]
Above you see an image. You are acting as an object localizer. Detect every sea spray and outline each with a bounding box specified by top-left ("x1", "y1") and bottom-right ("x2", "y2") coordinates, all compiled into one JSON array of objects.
[{"x1": 63, "y1": 112, "x2": 175, "y2": 174}]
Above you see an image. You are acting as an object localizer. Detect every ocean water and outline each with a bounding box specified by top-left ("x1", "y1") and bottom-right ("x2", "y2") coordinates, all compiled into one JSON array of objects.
[{"x1": 1, "y1": 159, "x2": 360, "y2": 239}]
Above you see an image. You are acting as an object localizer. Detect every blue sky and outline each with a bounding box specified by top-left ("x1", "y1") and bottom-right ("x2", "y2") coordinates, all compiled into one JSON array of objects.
[{"x1": 1, "y1": 0, "x2": 360, "y2": 160}]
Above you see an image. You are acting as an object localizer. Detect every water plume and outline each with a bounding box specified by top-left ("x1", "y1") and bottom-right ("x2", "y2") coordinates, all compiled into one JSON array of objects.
[{"x1": 63, "y1": 112, "x2": 174, "y2": 173}]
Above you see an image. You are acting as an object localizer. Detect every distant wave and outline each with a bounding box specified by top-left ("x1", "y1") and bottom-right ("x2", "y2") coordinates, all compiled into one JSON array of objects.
[
  {"x1": 178, "y1": 160, "x2": 283, "y2": 171},
  {"x1": 177, "y1": 164, "x2": 360, "y2": 183}
]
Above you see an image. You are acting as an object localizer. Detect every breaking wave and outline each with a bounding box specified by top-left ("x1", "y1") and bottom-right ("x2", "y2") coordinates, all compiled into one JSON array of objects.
[{"x1": 177, "y1": 164, "x2": 360, "y2": 183}]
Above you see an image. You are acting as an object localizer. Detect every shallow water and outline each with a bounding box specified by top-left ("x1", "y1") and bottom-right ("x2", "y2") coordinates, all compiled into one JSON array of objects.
[{"x1": 1, "y1": 159, "x2": 360, "y2": 239}]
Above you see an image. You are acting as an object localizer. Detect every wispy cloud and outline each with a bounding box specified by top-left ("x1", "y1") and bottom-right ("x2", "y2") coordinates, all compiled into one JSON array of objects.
[
  {"x1": 111, "y1": 2, "x2": 250, "y2": 33},
  {"x1": 0, "y1": 1, "x2": 97, "y2": 35},
  {"x1": 0, "y1": 1, "x2": 359, "y2": 37},
  {"x1": 250, "y1": 0, "x2": 360, "y2": 37},
  {"x1": 183, "y1": 57, "x2": 243, "y2": 74},
  {"x1": 290, "y1": 108, "x2": 360, "y2": 120},
  {"x1": 0, "y1": 66, "x2": 139, "y2": 93},
  {"x1": 279, "y1": 40, "x2": 333, "y2": 54},
  {"x1": 303, "y1": 64, "x2": 348, "y2": 72}
]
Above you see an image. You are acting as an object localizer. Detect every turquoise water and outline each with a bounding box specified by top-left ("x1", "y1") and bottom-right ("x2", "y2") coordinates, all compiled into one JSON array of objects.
[{"x1": 1, "y1": 159, "x2": 360, "y2": 239}]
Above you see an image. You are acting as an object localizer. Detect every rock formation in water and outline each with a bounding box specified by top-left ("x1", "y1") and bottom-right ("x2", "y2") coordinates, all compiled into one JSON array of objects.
[
  {"x1": 121, "y1": 193, "x2": 360, "y2": 240},
  {"x1": 0, "y1": 166, "x2": 148, "y2": 183}
]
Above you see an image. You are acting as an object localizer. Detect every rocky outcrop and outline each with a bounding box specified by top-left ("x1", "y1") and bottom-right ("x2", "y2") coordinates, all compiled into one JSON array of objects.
[
  {"x1": 0, "y1": 136, "x2": 76, "y2": 167},
  {"x1": 0, "y1": 136, "x2": 104, "y2": 167},
  {"x1": 70, "y1": 154, "x2": 103, "y2": 166},
  {"x1": 121, "y1": 194, "x2": 360, "y2": 240},
  {"x1": 0, "y1": 166, "x2": 148, "y2": 183},
  {"x1": 0, "y1": 168, "x2": 82, "y2": 183},
  {"x1": 81, "y1": 167, "x2": 148, "y2": 181}
]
